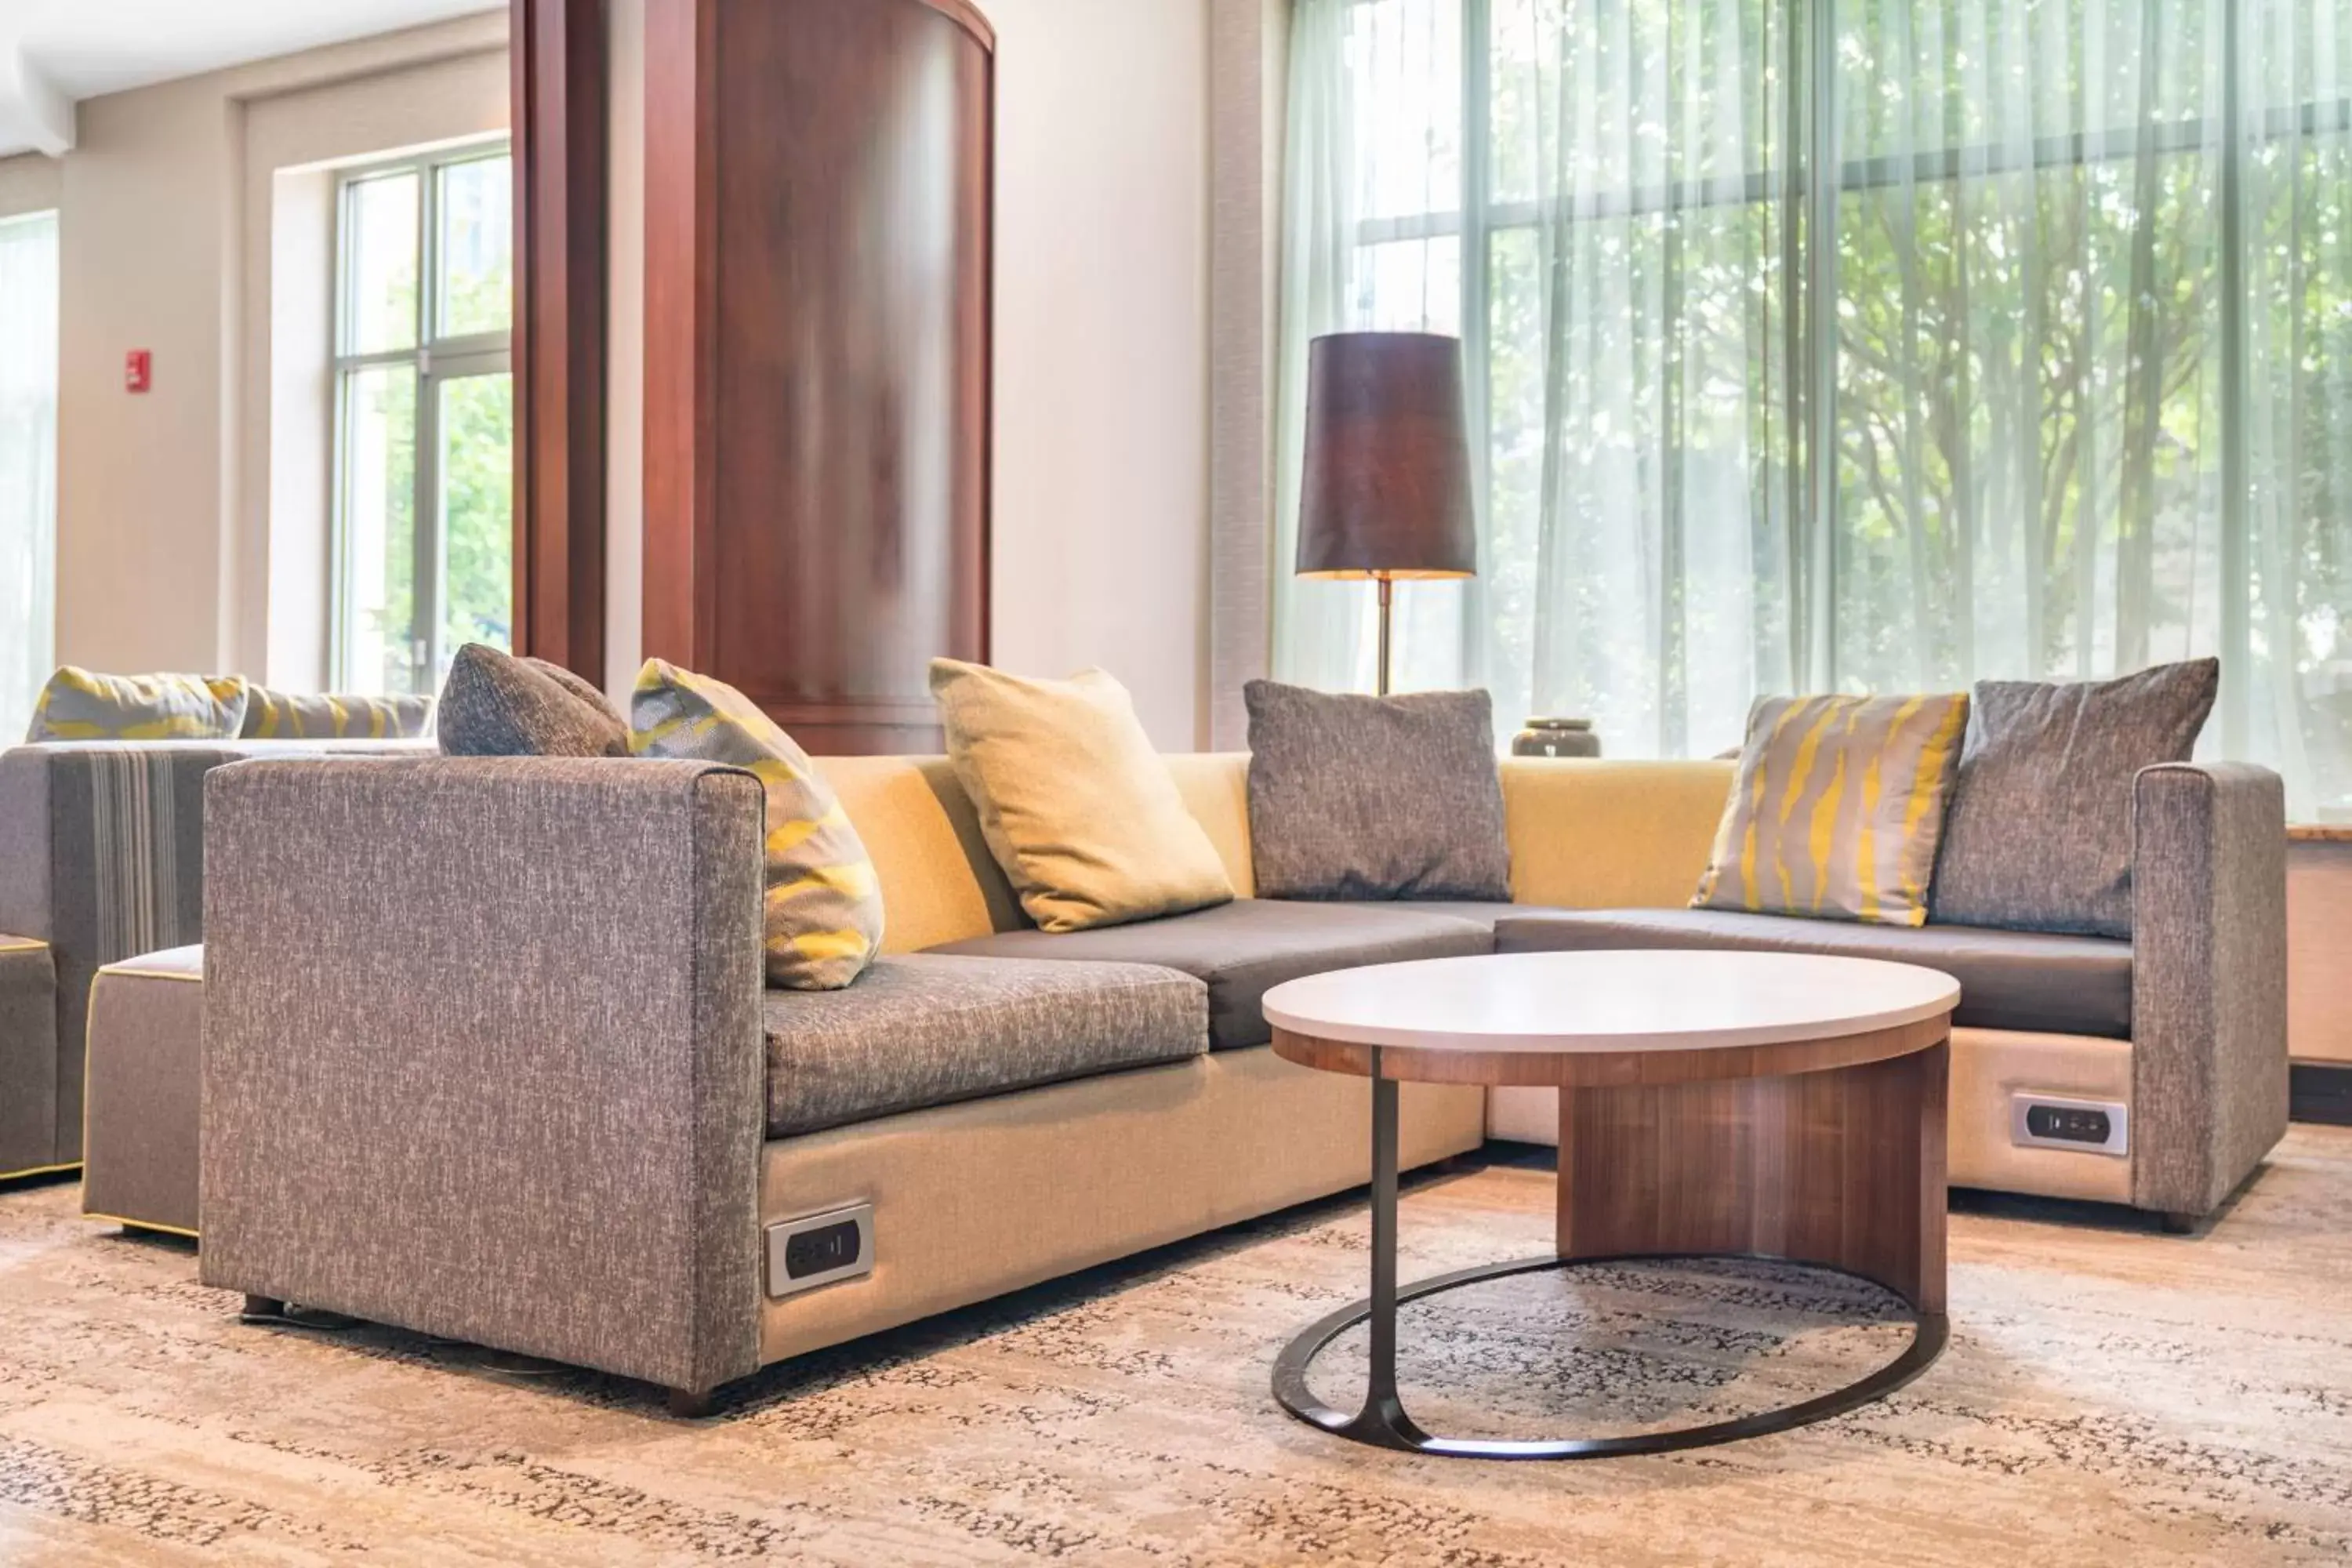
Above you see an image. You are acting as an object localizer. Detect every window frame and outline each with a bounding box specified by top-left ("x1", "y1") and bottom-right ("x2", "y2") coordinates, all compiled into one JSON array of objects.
[
  {"x1": 328, "y1": 140, "x2": 514, "y2": 694},
  {"x1": 1356, "y1": 34, "x2": 2352, "y2": 249}
]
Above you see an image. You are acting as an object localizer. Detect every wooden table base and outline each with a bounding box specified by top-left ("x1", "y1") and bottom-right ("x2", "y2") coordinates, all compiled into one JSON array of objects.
[{"x1": 1558, "y1": 1039, "x2": 1949, "y2": 1313}]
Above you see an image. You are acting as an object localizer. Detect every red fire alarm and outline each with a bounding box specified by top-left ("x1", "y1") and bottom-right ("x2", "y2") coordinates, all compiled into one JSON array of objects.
[{"x1": 125, "y1": 350, "x2": 151, "y2": 394}]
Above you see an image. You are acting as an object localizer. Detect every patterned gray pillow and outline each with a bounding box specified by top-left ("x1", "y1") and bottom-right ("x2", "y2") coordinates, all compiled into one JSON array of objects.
[
  {"x1": 1244, "y1": 680, "x2": 1510, "y2": 901},
  {"x1": 1930, "y1": 658, "x2": 2219, "y2": 938},
  {"x1": 434, "y1": 644, "x2": 629, "y2": 757}
]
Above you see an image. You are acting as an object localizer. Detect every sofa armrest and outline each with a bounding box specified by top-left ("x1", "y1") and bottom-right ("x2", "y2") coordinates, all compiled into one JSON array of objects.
[
  {"x1": 199, "y1": 756, "x2": 767, "y2": 1396},
  {"x1": 2131, "y1": 760, "x2": 2289, "y2": 1216}
]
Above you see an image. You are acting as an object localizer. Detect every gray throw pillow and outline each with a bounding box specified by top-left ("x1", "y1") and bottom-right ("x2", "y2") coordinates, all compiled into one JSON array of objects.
[
  {"x1": 1930, "y1": 658, "x2": 2219, "y2": 938},
  {"x1": 1244, "y1": 679, "x2": 1510, "y2": 901},
  {"x1": 435, "y1": 644, "x2": 629, "y2": 757}
]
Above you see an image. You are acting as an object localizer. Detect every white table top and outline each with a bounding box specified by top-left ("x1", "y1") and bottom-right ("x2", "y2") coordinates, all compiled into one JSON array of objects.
[{"x1": 1260, "y1": 949, "x2": 1961, "y2": 1055}]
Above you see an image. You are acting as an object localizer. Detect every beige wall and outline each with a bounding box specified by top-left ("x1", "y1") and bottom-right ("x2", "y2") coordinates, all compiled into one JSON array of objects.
[
  {"x1": 53, "y1": 78, "x2": 227, "y2": 676},
  {"x1": 985, "y1": 0, "x2": 1210, "y2": 748},
  {"x1": 0, "y1": 151, "x2": 60, "y2": 218},
  {"x1": 49, "y1": 13, "x2": 506, "y2": 682}
]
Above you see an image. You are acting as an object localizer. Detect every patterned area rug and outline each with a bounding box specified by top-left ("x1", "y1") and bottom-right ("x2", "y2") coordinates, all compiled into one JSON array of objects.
[{"x1": 3, "y1": 1127, "x2": 2350, "y2": 1566}]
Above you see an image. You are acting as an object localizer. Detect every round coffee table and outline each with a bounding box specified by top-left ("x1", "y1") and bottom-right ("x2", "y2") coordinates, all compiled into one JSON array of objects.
[{"x1": 1262, "y1": 948, "x2": 1960, "y2": 1461}]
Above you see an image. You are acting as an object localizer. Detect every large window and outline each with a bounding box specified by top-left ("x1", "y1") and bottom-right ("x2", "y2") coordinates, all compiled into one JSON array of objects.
[
  {"x1": 333, "y1": 144, "x2": 514, "y2": 695},
  {"x1": 1280, "y1": 0, "x2": 2352, "y2": 819},
  {"x1": 0, "y1": 209, "x2": 58, "y2": 742}
]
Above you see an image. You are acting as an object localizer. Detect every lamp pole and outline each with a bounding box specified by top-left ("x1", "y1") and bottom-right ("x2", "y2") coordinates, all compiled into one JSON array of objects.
[{"x1": 1375, "y1": 575, "x2": 1394, "y2": 698}]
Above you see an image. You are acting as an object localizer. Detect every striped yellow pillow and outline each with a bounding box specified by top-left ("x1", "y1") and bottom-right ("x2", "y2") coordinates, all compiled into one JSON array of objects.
[
  {"x1": 1693, "y1": 692, "x2": 1969, "y2": 927},
  {"x1": 241, "y1": 687, "x2": 435, "y2": 739},
  {"x1": 630, "y1": 659, "x2": 884, "y2": 989},
  {"x1": 25, "y1": 667, "x2": 248, "y2": 742}
]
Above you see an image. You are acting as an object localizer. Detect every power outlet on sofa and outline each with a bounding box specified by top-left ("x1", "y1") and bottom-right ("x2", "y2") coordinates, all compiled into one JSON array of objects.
[
  {"x1": 2009, "y1": 1094, "x2": 2129, "y2": 1156},
  {"x1": 765, "y1": 1203, "x2": 874, "y2": 1298}
]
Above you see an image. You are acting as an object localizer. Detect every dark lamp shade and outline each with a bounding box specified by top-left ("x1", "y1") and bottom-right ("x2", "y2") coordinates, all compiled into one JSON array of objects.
[{"x1": 1294, "y1": 331, "x2": 1477, "y2": 580}]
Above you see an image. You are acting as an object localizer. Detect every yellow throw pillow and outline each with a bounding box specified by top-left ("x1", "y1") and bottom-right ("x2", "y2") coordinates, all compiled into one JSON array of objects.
[
  {"x1": 1693, "y1": 691, "x2": 1969, "y2": 927},
  {"x1": 241, "y1": 687, "x2": 435, "y2": 739},
  {"x1": 930, "y1": 659, "x2": 1234, "y2": 933},
  {"x1": 25, "y1": 667, "x2": 248, "y2": 742},
  {"x1": 630, "y1": 660, "x2": 884, "y2": 989}
]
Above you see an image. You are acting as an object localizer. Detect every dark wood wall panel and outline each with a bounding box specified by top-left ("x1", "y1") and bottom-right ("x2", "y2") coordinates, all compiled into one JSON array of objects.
[
  {"x1": 511, "y1": 0, "x2": 608, "y2": 681},
  {"x1": 644, "y1": 0, "x2": 993, "y2": 753},
  {"x1": 641, "y1": 0, "x2": 720, "y2": 673}
]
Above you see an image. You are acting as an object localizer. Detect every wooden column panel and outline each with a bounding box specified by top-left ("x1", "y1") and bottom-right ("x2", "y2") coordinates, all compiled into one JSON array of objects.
[
  {"x1": 644, "y1": 0, "x2": 993, "y2": 753},
  {"x1": 511, "y1": 0, "x2": 608, "y2": 681},
  {"x1": 1556, "y1": 1040, "x2": 1950, "y2": 1312}
]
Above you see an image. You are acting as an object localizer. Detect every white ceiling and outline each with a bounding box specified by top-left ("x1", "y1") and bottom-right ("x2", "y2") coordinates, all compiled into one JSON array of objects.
[{"x1": 0, "y1": 0, "x2": 499, "y2": 158}]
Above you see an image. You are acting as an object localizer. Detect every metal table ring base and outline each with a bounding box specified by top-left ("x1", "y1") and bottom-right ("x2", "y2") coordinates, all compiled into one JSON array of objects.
[{"x1": 1272, "y1": 1250, "x2": 1950, "y2": 1461}]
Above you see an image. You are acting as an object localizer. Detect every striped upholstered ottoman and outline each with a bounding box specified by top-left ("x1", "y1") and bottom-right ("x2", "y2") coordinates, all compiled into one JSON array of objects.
[{"x1": 80, "y1": 945, "x2": 203, "y2": 1237}]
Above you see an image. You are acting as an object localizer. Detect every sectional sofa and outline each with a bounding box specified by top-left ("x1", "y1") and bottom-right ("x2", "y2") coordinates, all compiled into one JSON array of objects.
[{"x1": 194, "y1": 750, "x2": 2287, "y2": 1410}]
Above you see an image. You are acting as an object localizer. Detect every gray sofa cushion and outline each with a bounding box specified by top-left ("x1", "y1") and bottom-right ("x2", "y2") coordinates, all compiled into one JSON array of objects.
[
  {"x1": 1243, "y1": 681, "x2": 1510, "y2": 900},
  {"x1": 435, "y1": 644, "x2": 628, "y2": 758},
  {"x1": 928, "y1": 898, "x2": 1492, "y2": 1050},
  {"x1": 1494, "y1": 907, "x2": 2132, "y2": 1039},
  {"x1": 1373, "y1": 899, "x2": 1554, "y2": 928},
  {"x1": 1931, "y1": 659, "x2": 2218, "y2": 938},
  {"x1": 764, "y1": 953, "x2": 1208, "y2": 1138}
]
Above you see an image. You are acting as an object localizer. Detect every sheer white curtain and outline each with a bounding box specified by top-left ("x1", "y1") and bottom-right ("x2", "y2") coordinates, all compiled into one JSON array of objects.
[
  {"x1": 1828, "y1": 5, "x2": 2227, "y2": 705},
  {"x1": 1502, "y1": 0, "x2": 1795, "y2": 760},
  {"x1": 1279, "y1": 0, "x2": 2352, "y2": 818},
  {"x1": 0, "y1": 210, "x2": 59, "y2": 743},
  {"x1": 2241, "y1": 2, "x2": 2352, "y2": 814}
]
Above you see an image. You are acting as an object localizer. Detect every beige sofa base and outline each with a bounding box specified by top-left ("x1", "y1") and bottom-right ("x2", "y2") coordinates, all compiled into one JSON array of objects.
[
  {"x1": 758, "y1": 1044, "x2": 1483, "y2": 1365},
  {"x1": 1946, "y1": 1029, "x2": 2134, "y2": 1204},
  {"x1": 81, "y1": 946, "x2": 205, "y2": 1237},
  {"x1": 1489, "y1": 1026, "x2": 2137, "y2": 1208}
]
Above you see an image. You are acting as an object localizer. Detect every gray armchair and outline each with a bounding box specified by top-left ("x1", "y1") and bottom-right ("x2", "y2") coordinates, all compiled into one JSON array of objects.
[{"x1": 0, "y1": 738, "x2": 430, "y2": 1178}]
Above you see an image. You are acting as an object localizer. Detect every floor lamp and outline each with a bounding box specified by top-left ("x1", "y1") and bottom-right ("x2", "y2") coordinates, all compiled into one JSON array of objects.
[{"x1": 1294, "y1": 332, "x2": 1478, "y2": 696}]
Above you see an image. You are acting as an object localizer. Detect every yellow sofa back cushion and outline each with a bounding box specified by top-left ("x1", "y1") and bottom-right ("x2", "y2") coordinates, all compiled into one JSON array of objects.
[{"x1": 814, "y1": 753, "x2": 1736, "y2": 953}]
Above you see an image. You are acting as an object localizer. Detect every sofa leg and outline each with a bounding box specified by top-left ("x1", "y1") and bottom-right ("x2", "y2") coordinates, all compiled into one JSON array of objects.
[
  {"x1": 239, "y1": 1294, "x2": 287, "y2": 1320},
  {"x1": 2160, "y1": 1211, "x2": 2201, "y2": 1236},
  {"x1": 666, "y1": 1387, "x2": 718, "y2": 1419}
]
